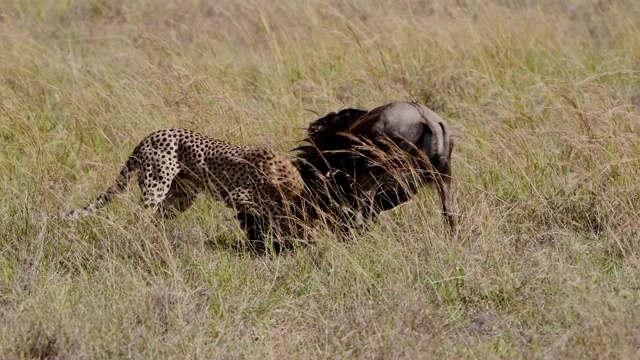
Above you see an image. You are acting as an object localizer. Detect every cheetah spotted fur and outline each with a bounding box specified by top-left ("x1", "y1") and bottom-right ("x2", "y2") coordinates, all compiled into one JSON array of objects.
[{"x1": 62, "y1": 128, "x2": 305, "y2": 237}]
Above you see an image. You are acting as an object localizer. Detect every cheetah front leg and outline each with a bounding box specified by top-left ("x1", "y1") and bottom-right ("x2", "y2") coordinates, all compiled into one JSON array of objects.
[
  {"x1": 224, "y1": 187, "x2": 267, "y2": 237},
  {"x1": 223, "y1": 187, "x2": 285, "y2": 252},
  {"x1": 235, "y1": 212, "x2": 286, "y2": 254}
]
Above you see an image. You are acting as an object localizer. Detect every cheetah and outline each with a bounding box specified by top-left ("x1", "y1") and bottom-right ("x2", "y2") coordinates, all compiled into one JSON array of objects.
[{"x1": 62, "y1": 128, "x2": 307, "y2": 245}]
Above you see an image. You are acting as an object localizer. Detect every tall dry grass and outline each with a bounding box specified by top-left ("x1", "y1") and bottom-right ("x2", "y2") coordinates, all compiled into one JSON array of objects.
[{"x1": 1, "y1": 0, "x2": 639, "y2": 358}]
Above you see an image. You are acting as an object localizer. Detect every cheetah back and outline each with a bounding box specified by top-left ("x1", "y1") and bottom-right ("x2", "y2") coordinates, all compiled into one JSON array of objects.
[{"x1": 62, "y1": 128, "x2": 305, "y2": 221}]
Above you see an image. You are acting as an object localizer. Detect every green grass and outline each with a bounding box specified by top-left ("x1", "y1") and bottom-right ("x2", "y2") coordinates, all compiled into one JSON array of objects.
[{"x1": 1, "y1": 0, "x2": 640, "y2": 358}]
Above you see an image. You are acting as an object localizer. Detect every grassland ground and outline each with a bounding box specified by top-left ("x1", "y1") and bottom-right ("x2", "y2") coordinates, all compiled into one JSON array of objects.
[{"x1": 1, "y1": 0, "x2": 639, "y2": 358}]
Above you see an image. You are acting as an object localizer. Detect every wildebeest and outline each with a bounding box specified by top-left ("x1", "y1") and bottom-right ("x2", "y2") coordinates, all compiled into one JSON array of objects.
[{"x1": 294, "y1": 101, "x2": 455, "y2": 231}]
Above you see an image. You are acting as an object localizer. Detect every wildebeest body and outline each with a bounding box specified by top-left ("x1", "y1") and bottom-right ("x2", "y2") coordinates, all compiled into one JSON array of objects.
[{"x1": 295, "y1": 101, "x2": 455, "y2": 229}]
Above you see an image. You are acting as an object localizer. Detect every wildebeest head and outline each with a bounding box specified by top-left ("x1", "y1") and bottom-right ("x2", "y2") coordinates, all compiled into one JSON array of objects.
[{"x1": 294, "y1": 101, "x2": 455, "y2": 229}]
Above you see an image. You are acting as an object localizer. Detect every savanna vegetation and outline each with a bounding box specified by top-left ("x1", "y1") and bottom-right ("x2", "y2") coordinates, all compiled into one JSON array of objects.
[{"x1": 1, "y1": 0, "x2": 639, "y2": 358}]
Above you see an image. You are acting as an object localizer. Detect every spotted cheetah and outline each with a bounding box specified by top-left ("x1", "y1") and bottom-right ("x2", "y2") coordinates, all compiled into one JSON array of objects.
[{"x1": 62, "y1": 128, "x2": 306, "y2": 244}]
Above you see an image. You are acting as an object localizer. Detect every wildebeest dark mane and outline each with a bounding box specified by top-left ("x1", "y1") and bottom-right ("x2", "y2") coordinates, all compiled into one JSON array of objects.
[
  {"x1": 293, "y1": 106, "x2": 399, "y2": 167},
  {"x1": 292, "y1": 106, "x2": 407, "y2": 226},
  {"x1": 306, "y1": 108, "x2": 368, "y2": 140},
  {"x1": 294, "y1": 108, "x2": 367, "y2": 163}
]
